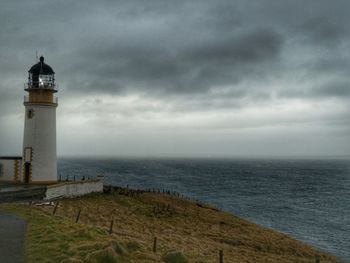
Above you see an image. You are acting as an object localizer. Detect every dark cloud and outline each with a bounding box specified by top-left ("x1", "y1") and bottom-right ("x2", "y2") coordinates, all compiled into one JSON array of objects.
[
  {"x1": 300, "y1": 17, "x2": 348, "y2": 46},
  {"x1": 0, "y1": 0, "x2": 349, "y2": 103},
  {"x1": 313, "y1": 81, "x2": 350, "y2": 98},
  {"x1": 0, "y1": 1, "x2": 349, "y2": 98},
  {"x1": 64, "y1": 28, "x2": 283, "y2": 96},
  {"x1": 0, "y1": 0, "x2": 349, "y2": 156}
]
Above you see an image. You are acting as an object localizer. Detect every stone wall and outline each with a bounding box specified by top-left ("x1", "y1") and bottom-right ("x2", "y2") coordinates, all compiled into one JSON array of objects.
[{"x1": 45, "y1": 180, "x2": 103, "y2": 200}]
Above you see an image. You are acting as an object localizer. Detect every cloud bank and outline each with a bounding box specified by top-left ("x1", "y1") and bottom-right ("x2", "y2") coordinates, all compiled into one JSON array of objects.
[{"x1": 0, "y1": 0, "x2": 349, "y2": 157}]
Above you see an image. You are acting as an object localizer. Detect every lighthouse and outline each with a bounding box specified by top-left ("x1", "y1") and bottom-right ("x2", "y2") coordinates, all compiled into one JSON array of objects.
[
  {"x1": 0, "y1": 57, "x2": 103, "y2": 199},
  {"x1": 22, "y1": 56, "x2": 58, "y2": 184}
]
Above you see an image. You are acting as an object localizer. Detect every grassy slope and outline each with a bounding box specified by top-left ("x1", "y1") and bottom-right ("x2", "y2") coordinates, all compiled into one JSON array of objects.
[{"x1": 0, "y1": 188, "x2": 343, "y2": 263}]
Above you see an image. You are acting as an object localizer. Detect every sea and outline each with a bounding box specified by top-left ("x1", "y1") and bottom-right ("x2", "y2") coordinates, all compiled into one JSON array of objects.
[{"x1": 58, "y1": 158, "x2": 350, "y2": 262}]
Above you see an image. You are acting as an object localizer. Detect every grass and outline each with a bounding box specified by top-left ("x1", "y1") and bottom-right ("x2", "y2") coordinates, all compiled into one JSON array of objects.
[
  {"x1": 163, "y1": 251, "x2": 188, "y2": 263},
  {"x1": 0, "y1": 187, "x2": 343, "y2": 262},
  {"x1": 0, "y1": 203, "x2": 139, "y2": 262}
]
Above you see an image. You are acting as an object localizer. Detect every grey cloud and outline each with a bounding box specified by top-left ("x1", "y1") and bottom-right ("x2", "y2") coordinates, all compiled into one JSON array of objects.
[
  {"x1": 61, "y1": 28, "x2": 283, "y2": 98},
  {"x1": 300, "y1": 17, "x2": 348, "y2": 46},
  {"x1": 1, "y1": 0, "x2": 348, "y2": 106},
  {"x1": 0, "y1": 0, "x2": 349, "y2": 157},
  {"x1": 186, "y1": 29, "x2": 283, "y2": 63},
  {"x1": 0, "y1": 84, "x2": 23, "y2": 115},
  {"x1": 314, "y1": 81, "x2": 350, "y2": 98},
  {"x1": 313, "y1": 58, "x2": 350, "y2": 73},
  {"x1": 278, "y1": 80, "x2": 350, "y2": 99}
]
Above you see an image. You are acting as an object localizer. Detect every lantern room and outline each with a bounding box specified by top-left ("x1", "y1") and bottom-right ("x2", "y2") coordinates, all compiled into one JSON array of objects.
[
  {"x1": 25, "y1": 56, "x2": 57, "y2": 105},
  {"x1": 26, "y1": 56, "x2": 57, "y2": 91}
]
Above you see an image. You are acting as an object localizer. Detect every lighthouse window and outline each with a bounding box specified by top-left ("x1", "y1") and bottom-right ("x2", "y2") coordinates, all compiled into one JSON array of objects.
[{"x1": 27, "y1": 109, "x2": 34, "y2": 119}]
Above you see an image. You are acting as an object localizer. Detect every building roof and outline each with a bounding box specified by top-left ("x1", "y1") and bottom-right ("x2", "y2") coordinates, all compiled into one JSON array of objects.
[
  {"x1": 0, "y1": 156, "x2": 22, "y2": 160},
  {"x1": 28, "y1": 56, "x2": 54, "y2": 75}
]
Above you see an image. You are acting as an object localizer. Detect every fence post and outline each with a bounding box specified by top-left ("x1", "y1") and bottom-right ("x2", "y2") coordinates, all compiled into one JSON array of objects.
[
  {"x1": 109, "y1": 218, "x2": 114, "y2": 235},
  {"x1": 153, "y1": 237, "x2": 157, "y2": 253},
  {"x1": 75, "y1": 209, "x2": 81, "y2": 223},
  {"x1": 219, "y1": 249, "x2": 223, "y2": 263},
  {"x1": 52, "y1": 202, "x2": 59, "y2": 215}
]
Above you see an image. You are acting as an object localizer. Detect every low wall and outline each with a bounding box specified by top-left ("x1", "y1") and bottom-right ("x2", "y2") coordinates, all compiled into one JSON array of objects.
[{"x1": 45, "y1": 180, "x2": 103, "y2": 200}]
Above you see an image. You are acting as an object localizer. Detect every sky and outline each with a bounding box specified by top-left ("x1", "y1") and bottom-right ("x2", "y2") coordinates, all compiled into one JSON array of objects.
[{"x1": 0, "y1": 0, "x2": 349, "y2": 158}]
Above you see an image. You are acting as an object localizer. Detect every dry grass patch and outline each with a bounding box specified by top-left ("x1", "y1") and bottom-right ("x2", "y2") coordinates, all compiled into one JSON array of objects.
[{"x1": 1, "y1": 188, "x2": 343, "y2": 262}]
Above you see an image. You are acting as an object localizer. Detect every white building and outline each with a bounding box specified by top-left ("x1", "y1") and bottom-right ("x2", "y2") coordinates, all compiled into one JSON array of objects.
[
  {"x1": 0, "y1": 157, "x2": 22, "y2": 182},
  {"x1": 0, "y1": 56, "x2": 58, "y2": 184}
]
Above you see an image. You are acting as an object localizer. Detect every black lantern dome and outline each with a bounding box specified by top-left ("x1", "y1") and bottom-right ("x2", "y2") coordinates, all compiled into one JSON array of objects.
[{"x1": 27, "y1": 56, "x2": 56, "y2": 90}]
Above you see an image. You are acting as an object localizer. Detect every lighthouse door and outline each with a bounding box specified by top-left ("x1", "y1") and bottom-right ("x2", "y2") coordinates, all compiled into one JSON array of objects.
[{"x1": 24, "y1": 163, "x2": 31, "y2": 184}]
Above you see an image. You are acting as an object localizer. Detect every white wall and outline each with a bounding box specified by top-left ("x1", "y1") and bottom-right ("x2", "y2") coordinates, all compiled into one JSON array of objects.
[
  {"x1": 45, "y1": 180, "x2": 103, "y2": 200},
  {"x1": 23, "y1": 104, "x2": 57, "y2": 182}
]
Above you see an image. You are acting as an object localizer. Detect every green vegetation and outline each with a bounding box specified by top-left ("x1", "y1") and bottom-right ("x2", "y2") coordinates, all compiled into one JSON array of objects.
[
  {"x1": 0, "y1": 203, "x2": 138, "y2": 262},
  {"x1": 0, "y1": 189, "x2": 343, "y2": 262},
  {"x1": 163, "y1": 251, "x2": 188, "y2": 263}
]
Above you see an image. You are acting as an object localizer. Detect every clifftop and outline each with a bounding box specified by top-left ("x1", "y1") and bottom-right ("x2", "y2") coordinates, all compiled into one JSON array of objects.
[{"x1": 0, "y1": 186, "x2": 342, "y2": 262}]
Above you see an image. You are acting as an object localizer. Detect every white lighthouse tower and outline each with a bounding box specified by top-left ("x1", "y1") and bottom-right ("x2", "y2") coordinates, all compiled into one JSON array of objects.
[{"x1": 22, "y1": 56, "x2": 58, "y2": 184}]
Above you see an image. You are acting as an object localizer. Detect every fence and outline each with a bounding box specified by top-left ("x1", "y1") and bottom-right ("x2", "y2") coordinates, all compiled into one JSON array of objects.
[{"x1": 28, "y1": 185, "x2": 323, "y2": 263}]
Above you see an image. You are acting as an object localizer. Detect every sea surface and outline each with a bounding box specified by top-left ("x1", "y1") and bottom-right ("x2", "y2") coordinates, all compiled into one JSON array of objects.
[{"x1": 58, "y1": 158, "x2": 350, "y2": 262}]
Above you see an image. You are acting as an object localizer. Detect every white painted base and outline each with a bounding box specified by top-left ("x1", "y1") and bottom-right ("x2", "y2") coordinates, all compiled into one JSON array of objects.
[{"x1": 23, "y1": 104, "x2": 57, "y2": 182}]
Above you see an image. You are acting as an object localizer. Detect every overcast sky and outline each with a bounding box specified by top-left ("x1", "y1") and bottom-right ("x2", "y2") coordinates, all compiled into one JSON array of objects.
[{"x1": 0, "y1": 0, "x2": 349, "y2": 158}]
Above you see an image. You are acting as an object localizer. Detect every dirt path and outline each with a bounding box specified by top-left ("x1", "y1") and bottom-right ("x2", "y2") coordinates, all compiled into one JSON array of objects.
[{"x1": 0, "y1": 212, "x2": 26, "y2": 263}]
